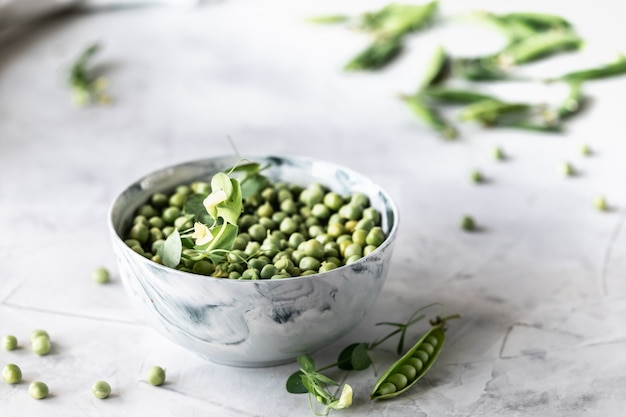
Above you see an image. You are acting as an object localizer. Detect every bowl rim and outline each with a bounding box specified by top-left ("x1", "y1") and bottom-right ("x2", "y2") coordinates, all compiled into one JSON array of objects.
[{"x1": 107, "y1": 154, "x2": 400, "y2": 284}]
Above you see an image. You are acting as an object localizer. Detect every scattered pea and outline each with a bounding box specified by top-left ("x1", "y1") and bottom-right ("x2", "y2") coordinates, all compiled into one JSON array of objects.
[
  {"x1": 460, "y1": 215, "x2": 476, "y2": 231},
  {"x1": 32, "y1": 336, "x2": 51, "y2": 356},
  {"x1": 30, "y1": 330, "x2": 49, "y2": 343},
  {"x1": 29, "y1": 381, "x2": 49, "y2": 399},
  {"x1": 594, "y1": 195, "x2": 608, "y2": 211},
  {"x1": 492, "y1": 146, "x2": 506, "y2": 161},
  {"x1": 470, "y1": 169, "x2": 484, "y2": 183},
  {"x1": 92, "y1": 380, "x2": 111, "y2": 399},
  {"x1": 2, "y1": 335, "x2": 18, "y2": 351},
  {"x1": 560, "y1": 161, "x2": 575, "y2": 177},
  {"x1": 147, "y1": 366, "x2": 166, "y2": 386},
  {"x1": 580, "y1": 143, "x2": 592, "y2": 156},
  {"x1": 2, "y1": 364, "x2": 22, "y2": 384},
  {"x1": 91, "y1": 266, "x2": 110, "y2": 284}
]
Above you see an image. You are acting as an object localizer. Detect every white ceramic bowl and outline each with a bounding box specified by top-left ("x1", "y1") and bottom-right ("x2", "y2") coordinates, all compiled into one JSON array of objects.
[{"x1": 108, "y1": 155, "x2": 399, "y2": 367}]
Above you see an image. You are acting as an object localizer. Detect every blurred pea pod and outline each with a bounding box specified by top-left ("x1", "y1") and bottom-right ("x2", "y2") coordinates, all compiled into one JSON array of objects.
[
  {"x1": 502, "y1": 12, "x2": 572, "y2": 31},
  {"x1": 557, "y1": 82, "x2": 586, "y2": 120},
  {"x1": 401, "y1": 94, "x2": 457, "y2": 139},
  {"x1": 419, "y1": 46, "x2": 450, "y2": 88},
  {"x1": 554, "y1": 54, "x2": 626, "y2": 82},
  {"x1": 344, "y1": 37, "x2": 403, "y2": 71},
  {"x1": 495, "y1": 30, "x2": 583, "y2": 67},
  {"x1": 459, "y1": 99, "x2": 534, "y2": 126},
  {"x1": 306, "y1": 15, "x2": 349, "y2": 25},
  {"x1": 451, "y1": 58, "x2": 511, "y2": 81},
  {"x1": 472, "y1": 11, "x2": 536, "y2": 43},
  {"x1": 420, "y1": 87, "x2": 497, "y2": 105},
  {"x1": 358, "y1": 1, "x2": 439, "y2": 39}
]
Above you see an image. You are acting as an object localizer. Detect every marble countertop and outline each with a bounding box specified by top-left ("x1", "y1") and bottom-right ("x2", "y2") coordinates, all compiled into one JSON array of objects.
[{"x1": 1, "y1": 0, "x2": 625, "y2": 416}]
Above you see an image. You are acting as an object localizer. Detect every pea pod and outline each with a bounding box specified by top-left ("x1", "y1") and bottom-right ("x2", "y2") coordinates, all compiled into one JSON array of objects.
[
  {"x1": 401, "y1": 94, "x2": 457, "y2": 139},
  {"x1": 419, "y1": 46, "x2": 450, "y2": 88},
  {"x1": 344, "y1": 37, "x2": 403, "y2": 71},
  {"x1": 459, "y1": 99, "x2": 533, "y2": 126},
  {"x1": 495, "y1": 30, "x2": 583, "y2": 67},
  {"x1": 358, "y1": 1, "x2": 438, "y2": 39},
  {"x1": 501, "y1": 12, "x2": 572, "y2": 32},
  {"x1": 306, "y1": 15, "x2": 349, "y2": 25},
  {"x1": 370, "y1": 325, "x2": 446, "y2": 400},
  {"x1": 451, "y1": 58, "x2": 511, "y2": 81},
  {"x1": 556, "y1": 54, "x2": 626, "y2": 82},
  {"x1": 557, "y1": 82, "x2": 585, "y2": 120},
  {"x1": 420, "y1": 87, "x2": 498, "y2": 105}
]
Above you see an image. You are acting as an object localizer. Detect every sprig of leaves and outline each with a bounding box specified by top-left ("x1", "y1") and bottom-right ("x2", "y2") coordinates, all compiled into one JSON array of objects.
[
  {"x1": 158, "y1": 161, "x2": 268, "y2": 269},
  {"x1": 286, "y1": 303, "x2": 445, "y2": 415},
  {"x1": 68, "y1": 42, "x2": 111, "y2": 107}
]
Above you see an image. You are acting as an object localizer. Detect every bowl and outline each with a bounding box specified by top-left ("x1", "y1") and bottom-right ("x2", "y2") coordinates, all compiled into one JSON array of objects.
[{"x1": 108, "y1": 155, "x2": 399, "y2": 367}]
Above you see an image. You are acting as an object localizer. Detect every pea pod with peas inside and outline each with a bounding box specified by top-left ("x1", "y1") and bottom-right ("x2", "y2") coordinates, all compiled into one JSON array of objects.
[{"x1": 370, "y1": 315, "x2": 458, "y2": 400}]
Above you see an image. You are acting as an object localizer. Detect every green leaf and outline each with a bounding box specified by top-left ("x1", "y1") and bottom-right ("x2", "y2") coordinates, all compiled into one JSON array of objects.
[
  {"x1": 240, "y1": 174, "x2": 269, "y2": 200},
  {"x1": 183, "y1": 194, "x2": 214, "y2": 225},
  {"x1": 297, "y1": 355, "x2": 316, "y2": 373},
  {"x1": 311, "y1": 372, "x2": 340, "y2": 386},
  {"x1": 215, "y1": 179, "x2": 242, "y2": 225},
  {"x1": 206, "y1": 223, "x2": 238, "y2": 253},
  {"x1": 286, "y1": 370, "x2": 308, "y2": 394},
  {"x1": 337, "y1": 343, "x2": 360, "y2": 370},
  {"x1": 211, "y1": 172, "x2": 234, "y2": 198},
  {"x1": 351, "y1": 343, "x2": 372, "y2": 370},
  {"x1": 160, "y1": 229, "x2": 182, "y2": 268}
]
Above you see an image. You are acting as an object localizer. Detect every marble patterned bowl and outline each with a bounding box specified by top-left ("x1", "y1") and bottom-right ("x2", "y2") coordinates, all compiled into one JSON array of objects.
[{"x1": 108, "y1": 155, "x2": 399, "y2": 367}]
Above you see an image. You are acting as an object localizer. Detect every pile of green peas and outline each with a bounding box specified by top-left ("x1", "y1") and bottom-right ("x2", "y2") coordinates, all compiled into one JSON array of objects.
[{"x1": 124, "y1": 179, "x2": 387, "y2": 279}]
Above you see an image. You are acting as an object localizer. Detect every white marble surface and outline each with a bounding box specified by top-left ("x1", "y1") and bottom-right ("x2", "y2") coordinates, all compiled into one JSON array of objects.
[{"x1": 1, "y1": 0, "x2": 626, "y2": 415}]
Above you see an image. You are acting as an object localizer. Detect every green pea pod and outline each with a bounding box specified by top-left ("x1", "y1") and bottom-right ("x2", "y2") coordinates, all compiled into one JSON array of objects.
[
  {"x1": 459, "y1": 99, "x2": 533, "y2": 125},
  {"x1": 401, "y1": 95, "x2": 457, "y2": 139},
  {"x1": 473, "y1": 11, "x2": 536, "y2": 43},
  {"x1": 491, "y1": 120, "x2": 563, "y2": 133},
  {"x1": 496, "y1": 30, "x2": 583, "y2": 66},
  {"x1": 370, "y1": 325, "x2": 445, "y2": 400},
  {"x1": 420, "y1": 87, "x2": 498, "y2": 105},
  {"x1": 451, "y1": 58, "x2": 511, "y2": 81},
  {"x1": 500, "y1": 12, "x2": 572, "y2": 32},
  {"x1": 344, "y1": 37, "x2": 403, "y2": 71},
  {"x1": 306, "y1": 15, "x2": 349, "y2": 25},
  {"x1": 358, "y1": 1, "x2": 438, "y2": 39},
  {"x1": 420, "y1": 46, "x2": 450, "y2": 89},
  {"x1": 557, "y1": 82, "x2": 586, "y2": 120},
  {"x1": 556, "y1": 54, "x2": 626, "y2": 82}
]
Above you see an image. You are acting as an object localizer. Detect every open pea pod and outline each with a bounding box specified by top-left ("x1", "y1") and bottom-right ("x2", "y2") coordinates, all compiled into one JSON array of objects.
[{"x1": 370, "y1": 325, "x2": 445, "y2": 400}]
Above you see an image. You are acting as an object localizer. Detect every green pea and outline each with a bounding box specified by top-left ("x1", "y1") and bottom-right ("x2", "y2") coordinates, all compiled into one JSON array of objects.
[
  {"x1": 345, "y1": 254, "x2": 361, "y2": 264},
  {"x1": 241, "y1": 268, "x2": 260, "y2": 280},
  {"x1": 29, "y1": 381, "x2": 49, "y2": 399},
  {"x1": 176, "y1": 185, "x2": 191, "y2": 196},
  {"x1": 147, "y1": 366, "x2": 166, "y2": 386},
  {"x1": 280, "y1": 218, "x2": 298, "y2": 235},
  {"x1": 133, "y1": 215, "x2": 149, "y2": 226},
  {"x1": 280, "y1": 199, "x2": 298, "y2": 214},
  {"x1": 398, "y1": 364, "x2": 417, "y2": 380},
  {"x1": 323, "y1": 192, "x2": 343, "y2": 211},
  {"x1": 174, "y1": 216, "x2": 193, "y2": 230},
  {"x1": 299, "y1": 256, "x2": 321, "y2": 271},
  {"x1": 259, "y1": 217, "x2": 276, "y2": 230},
  {"x1": 319, "y1": 261, "x2": 338, "y2": 272},
  {"x1": 2, "y1": 335, "x2": 18, "y2": 351},
  {"x1": 376, "y1": 382, "x2": 397, "y2": 396},
  {"x1": 460, "y1": 215, "x2": 476, "y2": 231},
  {"x1": 130, "y1": 223, "x2": 149, "y2": 243},
  {"x1": 302, "y1": 239, "x2": 324, "y2": 259},
  {"x1": 169, "y1": 193, "x2": 185, "y2": 208},
  {"x1": 162, "y1": 207, "x2": 181, "y2": 224},
  {"x1": 260, "y1": 242, "x2": 280, "y2": 258},
  {"x1": 191, "y1": 181, "x2": 211, "y2": 194},
  {"x1": 30, "y1": 330, "x2": 49, "y2": 343},
  {"x1": 2, "y1": 364, "x2": 22, "y2": 384},
  {"x1": 406, "y1": 357, "x2": 423, "y2": 373},
  {"x1": 339, "y1": 239, "x2": 352, "y2": 256},
  {"x1": 363, "y1": 207, "x2": 381, "y2": 225},
  {"x1": 248, "y1": 224, "x2": 267, "y2": 242},
  {"x1": 308, "y1": 225, "x2": 325, "y2": 238},
  {"x1": 192, "y1": 261, "x2": 215, "y2": 275},
  {"x1": 272, "y1": 211, "x2": 287, "y2": 223},
  {"x1": 300, "y1": 270, "x2": 318, "y2": 276},
  {"x1": 366, "y1": 227, "x2": 386, "y2": 246},
  {"x1": 328, "y1": 213, "x2": 343, "y2": 225},
  {"x1": 492, "y1": 146, "x2": 506, "y2": 161},
  {"x1": 239, "y1": 214, "x2": 258, "y2": 229},
  {"x1": 245, "y1": 241, "x2": 261, "y2": 257},
  {"x1": 248, "y1": 257, "x2": 267, "y2": 271},
  {"x1": 149, "y1": 227, "x2": 163, "y2": 242},
  {"x1": 355, "y1": 218, "x2": 374, "y2": 232},
  {"x1": 344, "y1": 243, "x2": 363, "y2": 258},
  {"x1": 91, "y1": 266, "x2": 110, "y2": 284},
  {"x1": 261, "y1": 187, "x2": 277, "y2": 202},
  {"x1": 257, "y1": 202, "x2": 274, "y2": 217},
  {"x1": 300, "y1": 187, "x2": 324, "y2": 207},
  {"x1": 228, "y1": 271, "x2": 241, "y2": 279},
  {"x1": 92, "y1": 380, "x2": 111, "y2": 399},
  {"x1": 232, "y1": 235, "x2": 249, "y2": 251},
  {"x1": 131, "y1": 245, "x2": 145, "y2": 256},
  {"x1": 124, "y1": 238, "x2": 140, "y2": 248},
  {"x1": 418, "y1": 342, "x2": 435, "y2": 355},
  {"x1": 413, "y1": 350, "x2": 429, "y2": 363},
  {"x1": 339, "y1": 204, "x2": 363, "y2": 221},
  {"x1": 344, "y1": 220, "x2": 358, "y2": 233},
  {"x1": 594, "y1": 196, "x2": 608, "y2": 211},
  {"x1": 148, "y1": 216, "x2": 165, "y2": 229},
  {"x1": 350, "y1": 192, "x2": 369, "y2": 208},
  {"x1": 277, "y1": 188, "x2": 293, "y2": 203},
  {"x1": 151, "y1": 193, "x2": 169, "y2": 208},
  {"x1": 387, "y1": 373, "x2": 408, "y2": 390},
  {"x1": 363, "y1": 245, "x2": 377, "y2": 256},
  {"x1": 138, "y1": 204, "x2": 158, "y2": 219},
  {"x1": 326, "y1": 257, "x2": 342, "y2": 267},
  {"x1": 32, "y1": 336, "x2": 51, "y2": 356},
  {"x1": 311, "y1": 203, "x2": 330, "y2": 219},
  {"x1": 425, "y1": 335, "x2": 439, "y2": 347},
  {"x1": 162, "y1": 226, "x2": 174, "y2": 238},
  {"x1": 352, "y1": 229, "x2": 368, "y2": 246},
  {"x1": 261, "y1": 264, "x2": 279, "y2": 279},
  {"x1": 271, "y1": 273, "x2": 292, "y2": 279},
  {"x1": 327, "y1": 223, "x2": 345, "y2": 238}
]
